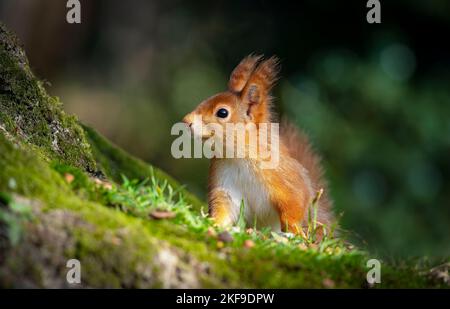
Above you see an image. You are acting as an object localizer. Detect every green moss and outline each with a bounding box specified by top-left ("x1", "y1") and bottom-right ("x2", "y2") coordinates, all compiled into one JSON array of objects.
[
  {"x1": 0, "y1": 133, "x2": 210, "y2": 287},
  {"x1": 0, "y1": 23, "x2": 97, "y2": 173}
]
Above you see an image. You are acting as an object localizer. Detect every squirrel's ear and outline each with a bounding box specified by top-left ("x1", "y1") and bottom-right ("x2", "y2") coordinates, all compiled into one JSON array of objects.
[
  {"x1": 245, "y1": 84, "x2": 260, "y2": 105},
  {"x1": 240, "y1": 57, "x2": 280, "y2": 122},
  {"x1": 228, "y1": 54, "x2": 262, "y2": 93},
  {"x1": 241, "y1": 56, "x2": 279, "y2": 105}
]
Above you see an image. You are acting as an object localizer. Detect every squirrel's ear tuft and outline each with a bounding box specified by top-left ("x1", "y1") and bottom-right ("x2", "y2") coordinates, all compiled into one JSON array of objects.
[
  {"x1": 248, "y1": 56, "x2": 280, "y2": 92},
  {"x1": 241, "y1": 56, "x2": 280, "y2": 105},
  {"x1": 228, "y1": 54, "x2": 262, "y2": 93},
  {"x1": 240, "y1": 56, "x2": 280, "y2": 122}
]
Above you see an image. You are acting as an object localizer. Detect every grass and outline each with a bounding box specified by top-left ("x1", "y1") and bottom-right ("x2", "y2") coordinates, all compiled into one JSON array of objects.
[
  {"x1": 104, "y1": 174, "x2": 211, "y2": 232},
  {"x1": 94, "y1": 172, "x2": 351, "y2": 256}
]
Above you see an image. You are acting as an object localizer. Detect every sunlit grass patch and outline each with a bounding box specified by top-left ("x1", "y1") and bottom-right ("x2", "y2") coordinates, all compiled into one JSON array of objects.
[{"x1": 95, "y1": 172, "x2": 352, "y2": 257}]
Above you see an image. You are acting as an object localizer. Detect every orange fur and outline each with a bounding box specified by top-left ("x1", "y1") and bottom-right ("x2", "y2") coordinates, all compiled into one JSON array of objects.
[
  {"x1": 182, "y1": 55, "x2": 333, "y2": 234},
  {"x1": 228, "y1": 55, "x2": 262, "y2": 93},
  {"x1": 280, "y1": 120, "x2": 333, "y2": 225}
]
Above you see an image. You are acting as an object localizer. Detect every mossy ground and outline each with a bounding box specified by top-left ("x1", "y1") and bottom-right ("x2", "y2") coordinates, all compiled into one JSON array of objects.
[
  {"x1": 1, "y1": 130, "x2": 447, "y2": 288},
  {"x1": 0, "y1": 23, "x2": 448, "y2": 288}
]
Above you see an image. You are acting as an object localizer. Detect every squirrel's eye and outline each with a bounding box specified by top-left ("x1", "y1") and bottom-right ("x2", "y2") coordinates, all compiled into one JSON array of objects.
[{"x1": 216, "y1": 108, "x2": 229, "y2": 118}]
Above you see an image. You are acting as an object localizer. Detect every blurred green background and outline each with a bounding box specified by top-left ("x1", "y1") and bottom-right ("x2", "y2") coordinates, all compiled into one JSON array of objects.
[{"x1": 1, "y1": 0, "x2": 449, "y2": 258}]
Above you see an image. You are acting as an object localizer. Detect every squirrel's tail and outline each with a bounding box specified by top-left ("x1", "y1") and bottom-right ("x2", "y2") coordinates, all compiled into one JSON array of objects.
[{"x1": 280, "y1": 119, "x2": 333, "y2": 226}]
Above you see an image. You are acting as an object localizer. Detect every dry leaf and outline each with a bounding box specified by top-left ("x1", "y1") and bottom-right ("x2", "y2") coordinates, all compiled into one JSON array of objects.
[
  {"x1": 207, "y1": 227, "x2": 217, "y2": 237},
  {"x1": 149, "y1": 210, "x2": 176, "y2": 220},
  {"x1": 427, "y1": 263, "x2": 450, "y2": 285},
  {"x1": 101, "y1": 182, "x2": 113, "y2": 190},
  {"x1": 64, "y1": 173, "x2": 74, "y2": 184},
  {"x1": 244, "y1": 239, "x2": 255, "y2": 248},
  {"x1": 322, "y1": 278, "x2": 335, "y2": 288},
  {"x1": 218, "y1": 231, "x2": 234, "y2": 243},
  {"x1": 298, "y1": 243, "x2": 308, "y2": 250}
]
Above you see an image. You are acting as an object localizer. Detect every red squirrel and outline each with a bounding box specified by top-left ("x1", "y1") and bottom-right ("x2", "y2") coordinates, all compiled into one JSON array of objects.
[{"x1": 182, "y1": 55, "x2": 333, "y2": 235}]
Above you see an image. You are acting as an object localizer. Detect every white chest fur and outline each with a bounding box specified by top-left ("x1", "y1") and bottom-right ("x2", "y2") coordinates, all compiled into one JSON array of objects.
[{"x1": 214, "y1": 159, "x2": 281, "y2": 231}]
